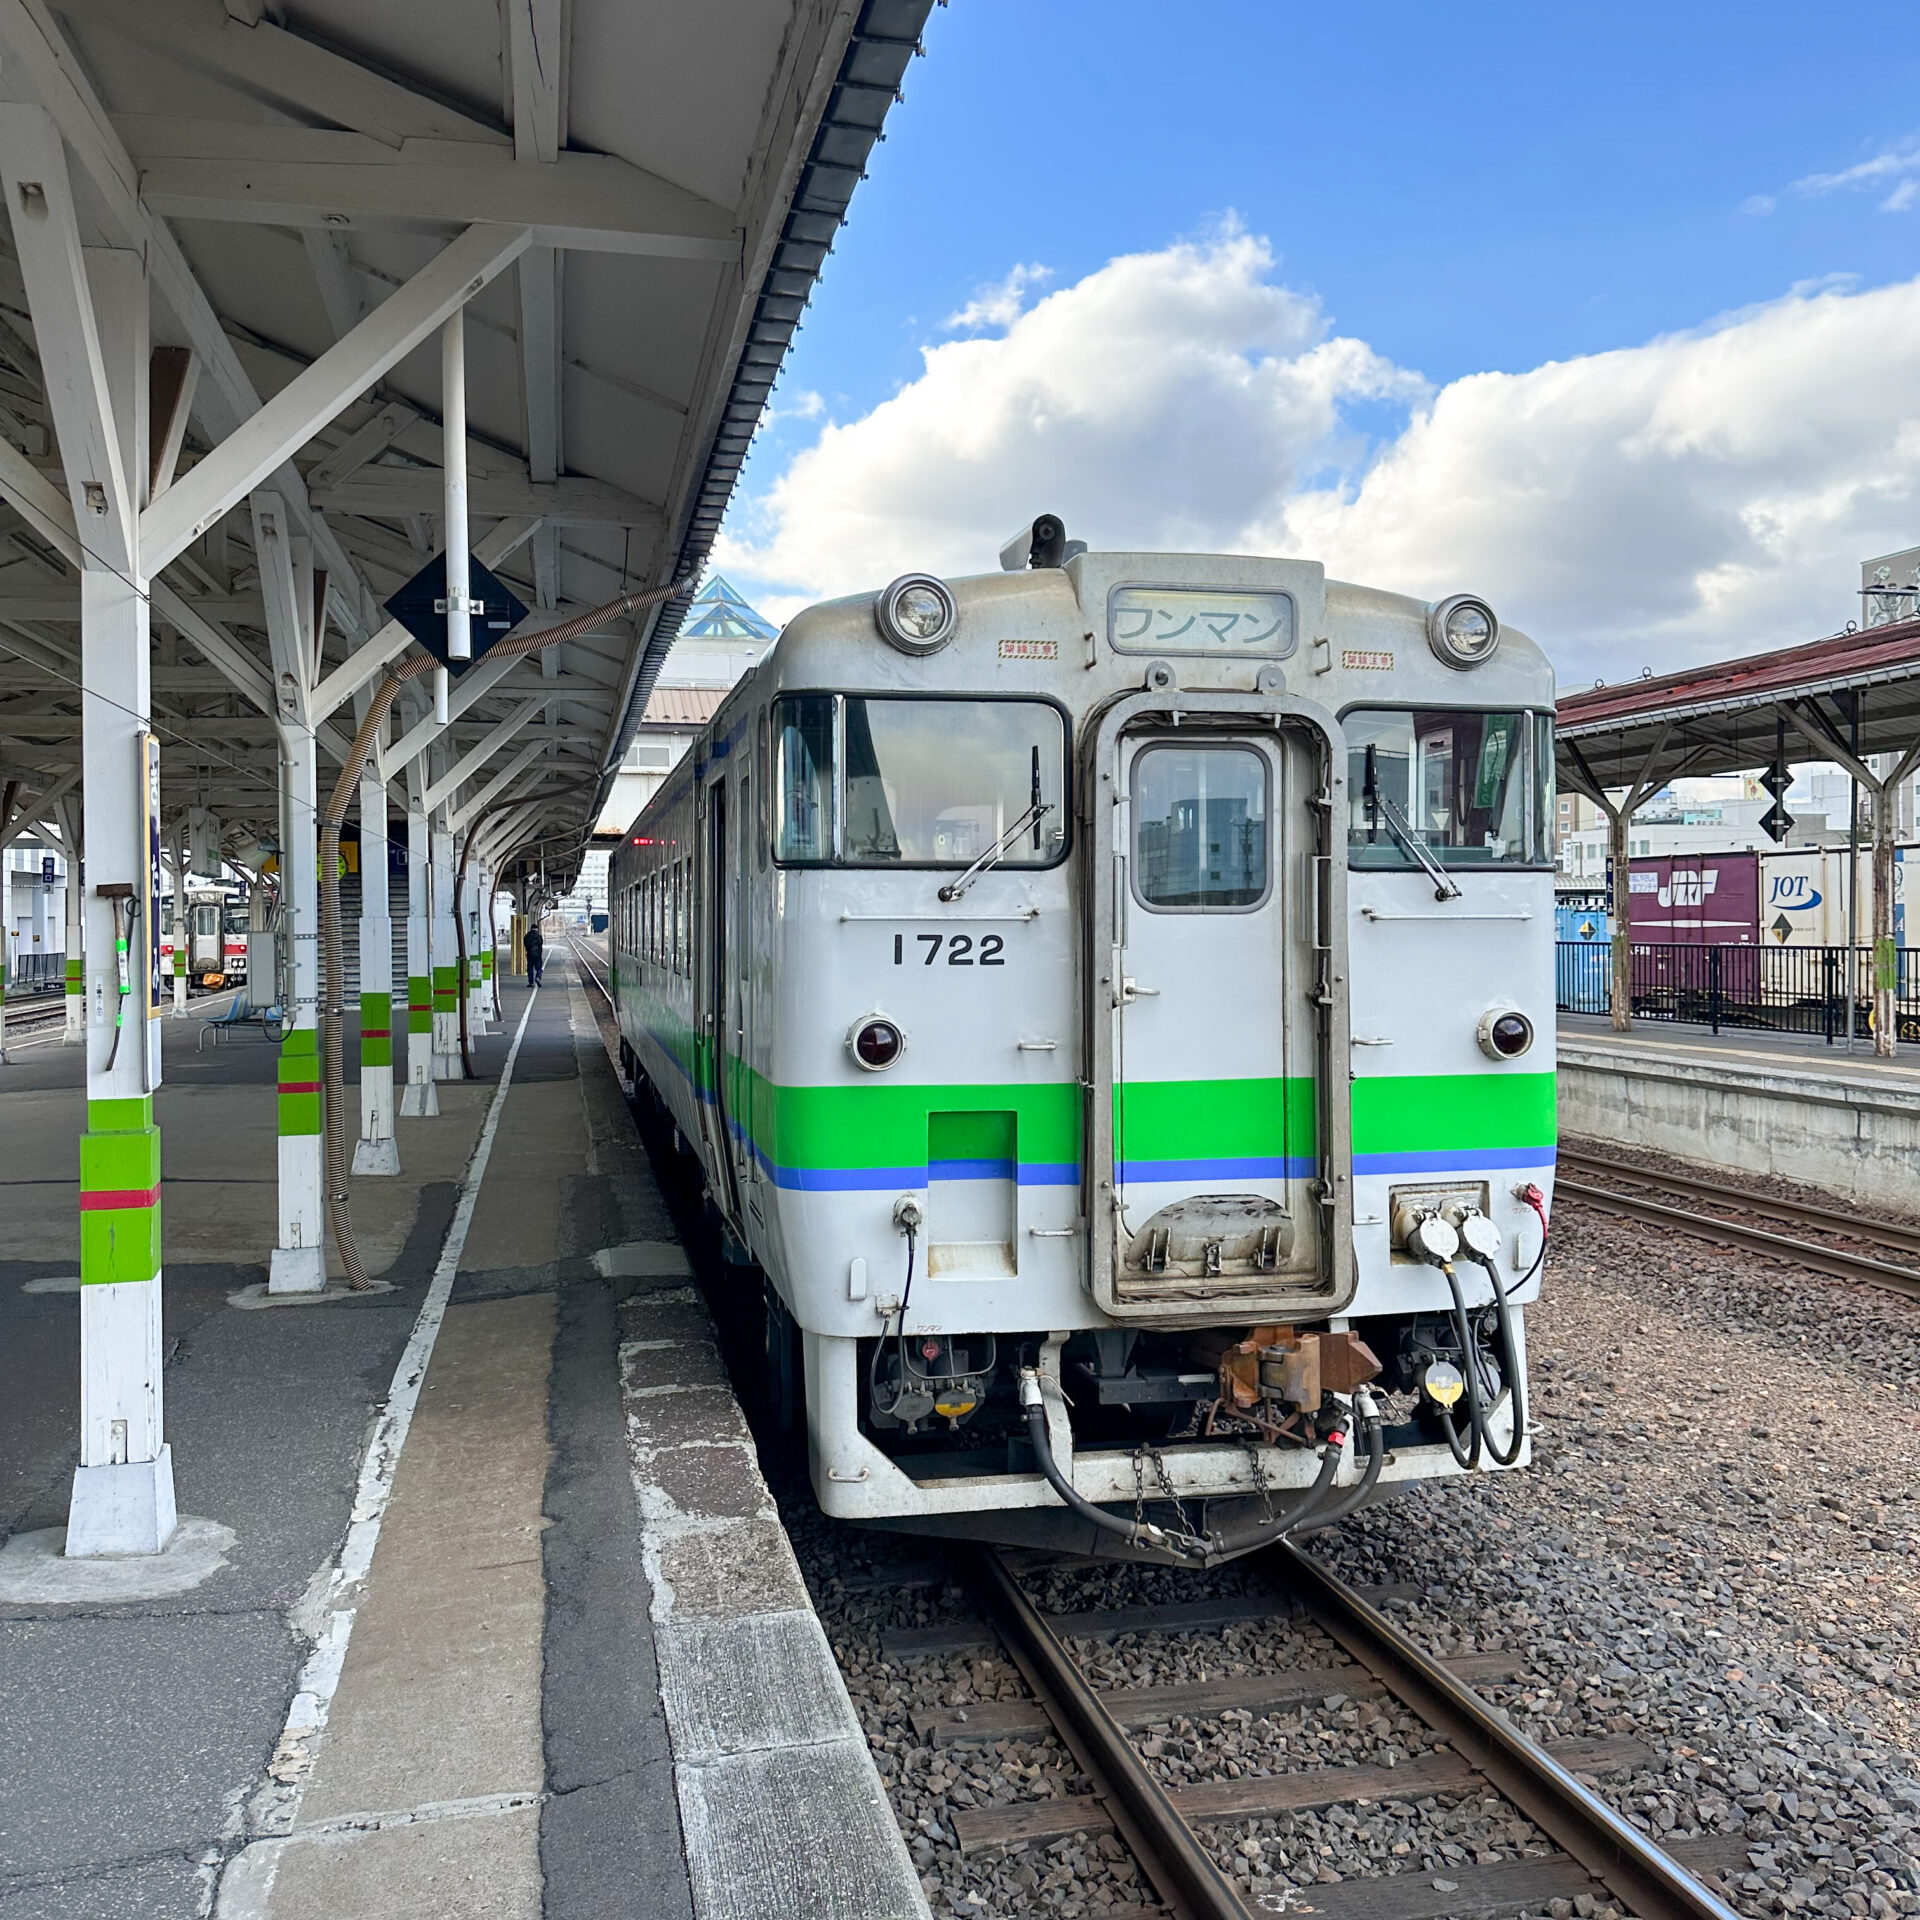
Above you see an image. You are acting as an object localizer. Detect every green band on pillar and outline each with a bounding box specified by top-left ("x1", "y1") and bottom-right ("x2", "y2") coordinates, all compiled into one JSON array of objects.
[
  {"x1": 481, "y1": 952, "x2": 494, "y2": 980},
  {"x1": 432, "y1": 964, "x2": 457, "y2": 1009},
  {"x1": 80, "y1": 1094, "x2": 161, "y2": 1285},
  {"x1": 359, "y1": 990, "x2": 392, "y2": 1067},
  {"x1": 278, "y1": 1027, "x2": 322, "y2": 1135},
  {"x1": 66, "y1": 957, "x2": 83, "y2": 992},
  {"x1": 408, "y1": 974, "x2": 432, "y2": 1035},
  {"x1": 174, "y1": 951, "x2": 187, "y2": 976}
]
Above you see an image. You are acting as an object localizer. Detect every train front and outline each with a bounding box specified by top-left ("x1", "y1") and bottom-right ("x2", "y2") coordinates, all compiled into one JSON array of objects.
[{"x1": 768, "y1": 535, "x2": 1556, "y2": 1563}]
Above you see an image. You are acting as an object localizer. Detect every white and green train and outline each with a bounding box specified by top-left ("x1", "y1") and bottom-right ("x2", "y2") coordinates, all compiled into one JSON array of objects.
[{"x1": 609, "y1": 519, "x2": 1556, "y2": 1563}]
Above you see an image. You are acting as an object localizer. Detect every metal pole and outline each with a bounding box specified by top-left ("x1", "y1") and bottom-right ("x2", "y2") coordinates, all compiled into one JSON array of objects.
[
  {"x1": 441, "y1": 310, "x2": 472, "y2": 663},
  {"x1": 1847, "y1": 702, "x2": 1860, "y2": 1051},
  {"x1": 1608, "y1": 802, "x2": 1632, "y2": 1033},
  {"x1": 1871, "y1": 753, "x2": 1899, "y2": 1058}
]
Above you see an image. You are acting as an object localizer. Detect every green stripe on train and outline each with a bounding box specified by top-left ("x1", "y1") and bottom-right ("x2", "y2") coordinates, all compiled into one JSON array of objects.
[
  {"x1": 1114, "y1": 1076, "x2": 1316, "y2": 1163},
  {"x1": 622, "y1": 985, "x2": 1552, "y2": 1175},
  {"x1": 1348, "y1": 1072, "x2": 1556, "y2": 1154}
]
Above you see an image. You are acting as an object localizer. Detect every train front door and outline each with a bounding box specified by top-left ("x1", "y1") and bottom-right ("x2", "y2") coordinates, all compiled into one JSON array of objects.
[{"x1": 1086, "y1": 696, "x2": 1346, "y2": 1316}]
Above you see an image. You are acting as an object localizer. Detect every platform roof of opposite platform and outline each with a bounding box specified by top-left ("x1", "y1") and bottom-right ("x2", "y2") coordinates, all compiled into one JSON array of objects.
[
  {"x1": 1555, "y1": 616, "x2": 1920, "y2": 801},
  {"x1": 0, "y1": 0, "x2": 932, "y2": 885}
]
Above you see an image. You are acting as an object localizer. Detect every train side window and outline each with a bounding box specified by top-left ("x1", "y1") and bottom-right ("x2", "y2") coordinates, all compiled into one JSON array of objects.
[
  {"x1": 1130, "y1": 745, "x2": 1269, "y2": 911},
  {"x1": 756, "y1": 711, "x2": 771, "y2": 870},
  {"x1": 774, "y1": 696, "x2": 835, "y2": 862}
]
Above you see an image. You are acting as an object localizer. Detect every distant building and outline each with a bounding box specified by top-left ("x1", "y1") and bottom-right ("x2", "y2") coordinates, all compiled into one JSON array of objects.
[{"x1": 567, "y1": 576, "x2": 777, "y2": 919}]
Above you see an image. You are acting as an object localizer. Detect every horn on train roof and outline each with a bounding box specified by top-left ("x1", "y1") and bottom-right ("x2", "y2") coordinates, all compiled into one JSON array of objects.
[{"x1": 998, "y1": 514, "x2": 1086, "y2": 572}]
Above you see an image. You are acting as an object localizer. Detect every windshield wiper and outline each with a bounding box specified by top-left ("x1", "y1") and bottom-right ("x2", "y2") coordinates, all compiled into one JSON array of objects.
[
  {"x1": 1364, "y1": 745, "x2": 1461, "y2": 902},
  {"x1": 938, "y1": 800, "x2": 1054, "y2": 902}
]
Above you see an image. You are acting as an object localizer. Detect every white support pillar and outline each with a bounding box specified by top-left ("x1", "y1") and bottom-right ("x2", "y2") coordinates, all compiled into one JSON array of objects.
[
  {"x1": 484, "y1": 868, "x2": 503, "y2": 1023},
  {"x1": 429, "y1": 810, "x2": 465, "y2": 1079},
  {"x1": 463, "y1": 858, "x2": 491, "y2": 1036},
  {"x1": 399, "y1": 768, "x2": 438, "y2": 1116},
  {"x1": 169, "y1": 831, "x2": 188, "y2": 1016},
  {"x1": 255, "y1": 487, "x2": 328, "y2": 1291},
  {"x1": 0, "y1": 143, "x2": 184, "y2": 1552},
  {"x1": 352, "y1": 760, "x2": 400, "y2": 1173},
  {"x1": 271, "y1": 719, "x2": 325, "y2": 1290},
  {"x1": 61, "y1": 804, "x2": 84, "y2": 1041}
]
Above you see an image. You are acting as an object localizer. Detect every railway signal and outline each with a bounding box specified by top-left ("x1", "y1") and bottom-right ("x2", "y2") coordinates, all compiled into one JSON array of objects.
[{"x1": 1760, "y1": 731, "x2": 1794, "y2": 843}]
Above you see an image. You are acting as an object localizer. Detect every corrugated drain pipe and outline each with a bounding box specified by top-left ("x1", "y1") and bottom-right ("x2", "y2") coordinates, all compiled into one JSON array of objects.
[{"x1": 316, "y1": 579, "x2": 688, "y2": 1288}]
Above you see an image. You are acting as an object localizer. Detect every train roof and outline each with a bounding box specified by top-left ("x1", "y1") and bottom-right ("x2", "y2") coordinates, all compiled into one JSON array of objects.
[{"x1": 700, "y1": 550, "x2": 1553, "y2": 733}]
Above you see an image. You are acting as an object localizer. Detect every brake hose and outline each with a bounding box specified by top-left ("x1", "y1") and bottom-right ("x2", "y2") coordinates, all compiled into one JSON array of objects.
[
  {"x1": 1299, "y1": 1389, "x2": 1385, "y2": 1532},
  {"x1": 1017, "y1": 1368, "x2": 1348, "y2": 1565}
]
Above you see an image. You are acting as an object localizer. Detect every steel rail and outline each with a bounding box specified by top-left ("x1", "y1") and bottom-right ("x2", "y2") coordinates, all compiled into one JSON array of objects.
[
  {"x1": 1267, "y1": 1542, "x2": 1743, "y2": 1920},
  {"x1": 1559, "y1": 1149, "x2": 1920, "y2": 1258},
  {"x1": 965, "y1": 1544, "x2": 1254, "y2": 1920},
  {"x1": 1556, "y1": 1173, "x2": 1920, "y2": 1303}
]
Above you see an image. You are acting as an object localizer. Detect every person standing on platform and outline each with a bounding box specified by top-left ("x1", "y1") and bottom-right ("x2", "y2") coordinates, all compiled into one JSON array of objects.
[{"x1": 524, "y1": 923, "x2": 545, "y2": 988}]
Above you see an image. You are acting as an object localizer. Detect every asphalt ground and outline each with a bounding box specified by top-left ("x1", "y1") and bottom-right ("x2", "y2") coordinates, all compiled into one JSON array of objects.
[{"x1": 0, "y1": 952, "x2": 694, "y2": 1919}]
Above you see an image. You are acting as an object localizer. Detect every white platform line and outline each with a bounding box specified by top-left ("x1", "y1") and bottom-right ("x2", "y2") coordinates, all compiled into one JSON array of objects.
[{"x1": 211, "y1": 984, "x2": 542, "y2": 1920}]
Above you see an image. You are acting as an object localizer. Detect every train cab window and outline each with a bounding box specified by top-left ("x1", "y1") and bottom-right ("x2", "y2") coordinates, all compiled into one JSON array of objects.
[
  {"x1": 1345, "y1": 708, "x2": 1545, "y2": 869},
  {"x1": 773, "y1": 694, "x2": 1068, "y2": 869},
  {"x1": 775, "y1": 696, "x2": 835, "y2": 861},
  {"x1": 1130, "y1": 745, "x2": 1268, "y2": 910}
]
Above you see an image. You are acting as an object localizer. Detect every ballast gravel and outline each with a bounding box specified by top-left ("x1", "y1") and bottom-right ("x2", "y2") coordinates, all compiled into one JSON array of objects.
[{"x1": 781, "y1": 1203, "x2": 1920, "y2": 1920}]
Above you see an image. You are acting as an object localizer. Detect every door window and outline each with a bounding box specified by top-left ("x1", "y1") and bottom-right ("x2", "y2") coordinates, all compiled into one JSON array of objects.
[{"x1": 1130, "y1": 745, "x2": 1269, "y2": 910}]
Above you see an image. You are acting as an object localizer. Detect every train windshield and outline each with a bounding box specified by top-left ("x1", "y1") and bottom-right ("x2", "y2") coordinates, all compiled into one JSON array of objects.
[
  {"x1": 1345, "y1": 709, "x2": 1551, "y2": 868},
  {"x1": 774, "y1": 695, "x2": 1067, "y2": 867}
]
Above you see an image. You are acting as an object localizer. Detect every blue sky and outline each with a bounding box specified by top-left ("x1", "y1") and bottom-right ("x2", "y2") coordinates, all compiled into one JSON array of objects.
[{"x1": 717, "y1": 2, "x2": 1920, "y2": 677}]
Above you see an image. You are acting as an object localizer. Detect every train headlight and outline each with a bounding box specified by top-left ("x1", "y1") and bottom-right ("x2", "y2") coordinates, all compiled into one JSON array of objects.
[
  {"x1": 849, "y1": 1015, "x2": 905, "y2": 1071},
  {"x1": 874, "y1": 574, "x2": 958, "y2": 656},
  {"x1": 1477, "y1": 1008, "x2": 1534, "y2": 1059},
  {"x1": 1427, "y1": 594, "x2": 1500, "y2": 669}
]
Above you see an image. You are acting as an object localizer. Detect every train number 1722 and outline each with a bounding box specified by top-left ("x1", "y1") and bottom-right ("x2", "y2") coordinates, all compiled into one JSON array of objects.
[{"x1": 893, "y1": 932, "x2": 1005, "y2": 966}]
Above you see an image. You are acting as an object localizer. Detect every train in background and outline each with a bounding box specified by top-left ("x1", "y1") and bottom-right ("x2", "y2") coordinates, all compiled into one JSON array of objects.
[
  {"x1": 158, "y1": 886, "x2": 250, "y2": 990},
  {"x1": 609, "y1": 520, "x2": 1558, "y2": 1565}
]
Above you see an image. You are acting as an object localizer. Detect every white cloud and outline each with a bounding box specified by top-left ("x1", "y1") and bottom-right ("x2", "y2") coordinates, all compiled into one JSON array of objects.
[
  {"x1": 945, "y1": 262, "x2": 1053, "y2": 332},
  {"x1": 1784, "y1": 135, "x2": 1920, "y2": 212},
  {"x1": 717, "y1": 226, "x2": 1422, "y2": 603},
  {"x1": 763, "y1": 386, "x2": 825, "y2": 425},
  {"x1": 1278, "y1": 276, "x2": 1920, "y2": 680},
  {"x1": 719, "y1": 229, "x2": 1920, "y2": 685}
]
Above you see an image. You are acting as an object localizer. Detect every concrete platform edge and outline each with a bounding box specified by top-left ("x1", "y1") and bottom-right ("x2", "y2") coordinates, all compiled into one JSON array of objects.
[{"x1": 618, "y1": 1294, "x2": 931, "y2": 1920}]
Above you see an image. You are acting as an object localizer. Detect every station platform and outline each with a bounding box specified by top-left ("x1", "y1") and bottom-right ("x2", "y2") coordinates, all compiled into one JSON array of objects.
[
  {"x1": 0, "y1": 950, "x2": 923, "y2": 1920},
  {"x1": 1557, "y1": 1014, "x2": 1920, "y2": 1210}
]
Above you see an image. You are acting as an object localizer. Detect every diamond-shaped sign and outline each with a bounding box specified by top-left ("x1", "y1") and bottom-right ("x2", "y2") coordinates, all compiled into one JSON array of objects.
[
  {"x1": 1759, "y1": 759, "x2": 1792, "y2": 799},
  {"x1": 1772, "y1": 914, "x2": 1794, "y2": 943},
  {"x1": 384, "y1": 552, "x2": 528, "y2": 674},
  {"x1": 1760, "y1": 800, "x2": 1795, "y2": 843}
]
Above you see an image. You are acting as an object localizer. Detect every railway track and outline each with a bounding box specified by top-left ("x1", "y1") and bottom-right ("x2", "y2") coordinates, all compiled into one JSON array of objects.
[
  {"x1": 915, "y1": 1543, "x2": 1744, "y2": 1920},
  {"x1": 0, "y1": 999, "x2": 67, "y2": 1040},
  {"x1": 1557, "y1": 1149, "x2": 1920, "y2": 1304}
]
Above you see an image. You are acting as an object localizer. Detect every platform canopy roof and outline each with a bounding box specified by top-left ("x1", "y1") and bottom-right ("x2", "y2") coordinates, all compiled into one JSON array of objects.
[
  {"x1": 1555, "y1": 617, "x2": 1920, "y2": 814},
  {"x1": 0, "y1": 0, "x2": 931, "y2": 886}
]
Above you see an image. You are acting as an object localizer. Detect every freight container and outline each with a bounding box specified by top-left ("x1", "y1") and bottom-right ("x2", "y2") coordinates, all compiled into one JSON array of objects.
[
  {"x1": 1624, "y1": 852, "x2": 1760, "y2": 945},
  {"x1": 1758, "y1": 848, "x2": 1872, "y2": 947}
]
